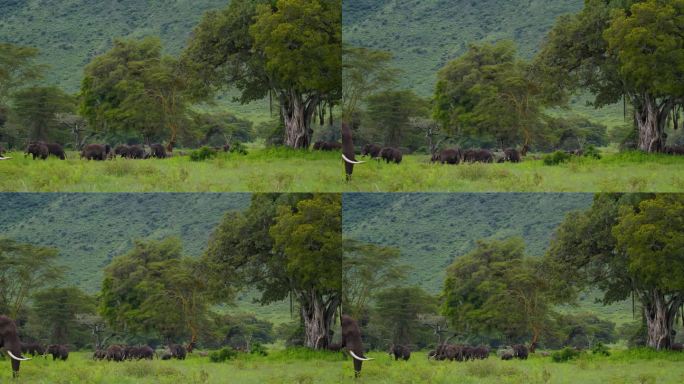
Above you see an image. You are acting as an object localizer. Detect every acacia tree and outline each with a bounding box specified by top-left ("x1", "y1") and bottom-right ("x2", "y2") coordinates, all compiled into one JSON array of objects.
[
  {"x1": 29, "y1": 287, "x2": 95, "y2": 345},
  {"x1": 0, "y1": 239, "x2": 63, "y2": 318},
  {"x1": 442, "y1": 238, "x2": 556, "y2": 346},
  {"x1": 0, "y1": 43, "x2": 45, "y2": 105},
  {"x1": 100, "y1": 238, "x2": 211, "y2": 343},
  {"x1": 434, "y1": 41, "x2": 551, "y2": 149},
  {"x1": 12, "y1": 86, "x2": 75, "y2": 141},
  {"x1": 374, "y1": 286, "x2": 437, "y2": 346},
  {"x1": 80, "y1": 37, "x2": 188, "y2": 148},
  {"x1": 535, "y1": 0, "x2": 684, "y2": 152},
  {"x1": 183, "y1": 0, "x2": 341, "y2": 148},
  {"x1": 545, "y1": 194, "x2": 684, "y2": 350},
  {"x1": 203, "y1": 194, "x2": 342, "y2": 349}
]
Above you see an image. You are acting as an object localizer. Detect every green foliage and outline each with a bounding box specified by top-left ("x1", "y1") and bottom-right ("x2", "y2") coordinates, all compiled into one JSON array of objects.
[
  {"x1": 251, "y1": 343, "x2": 269, "y2": 357},
  {"x1": 209, "y1": 347, "x2": 238, "y2": 363},
  {"x1": 27, "y1": 287, "x2": 96, "y2": 347},
  {"x1": 363, "y1": 89, "x2": 429, "y2": 149},
  {"x1": 100, "y1": 237, "x2": 212, "y2": 341},
  {"x1": 229, "y1": 142, "x2": 248, "y2": 155},
  {"x1": 0, "y1": 43, "x2": 45, "y2": 104},
  {"x1": 551, "y1": 347, "x2": 582, "y2": 362},
  {"x1": 373, "y1": 286, "x2": 437, "y2": 346},
  {"x1": 11, "y1": 86, "x2": 75, "y2": 142},
  {"x1": 592, "y1": 342, "x2": 611, "y2": 356},
  {"x1": 584, "y1": 145, "x2": 602, "y2": 160},
  {"x1": 0, "y1": 238, "x2": 64, "y2": 318},
  {"x1": 189, "y1": 147, "x2": 218, "y2": 162},
  {"x1": 547, "y1": 313, "x2": 617, "y2": 349},
  {"x1": 543, "y1": 151, "x2": 572, "y2": 165}
]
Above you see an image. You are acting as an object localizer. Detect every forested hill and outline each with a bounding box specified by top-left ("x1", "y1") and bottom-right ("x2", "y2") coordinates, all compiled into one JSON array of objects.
[
  {"x1": 342, "y1": 193, "x2": 593, "y2": 292},
  {"x1": 0, "y1": 193, "x2": 249, "y2": 291},
  {"x1": 0, "y1": 0, "x2": 228, "y2": 92},
  {"x1": 343, "y1": 0, "x2": 584, "y2": 95}
]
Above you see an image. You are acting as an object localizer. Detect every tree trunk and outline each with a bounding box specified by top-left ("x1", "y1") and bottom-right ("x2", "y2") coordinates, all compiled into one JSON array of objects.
[
  {"x1": 634, "y1": 95, "x2": 671, "y2": 153},
  {"x1": 281, "y1": 90, "x2": 318, "y2": 149},
  {"x1": 643, "y1": 290, "x2": 682, "y2": 350},
  {"x1": 300, "y1": 289, "x2": 340, "y2": 350}
]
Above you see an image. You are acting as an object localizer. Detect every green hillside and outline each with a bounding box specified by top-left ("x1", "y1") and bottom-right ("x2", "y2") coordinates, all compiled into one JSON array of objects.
[
  {"x1": 343, "y1": 0, "x2": 624, "y2": 127},
  {"x1": 342, "y1": 193, "x2": 635, "y2": 325}
]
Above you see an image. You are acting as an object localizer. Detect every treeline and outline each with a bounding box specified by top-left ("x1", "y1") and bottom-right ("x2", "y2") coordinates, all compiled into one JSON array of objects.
[
  {"x1": 0, "y1": 0, "x2": 341, "y2": 151},
  {"x1": 347, "y1": 194, "x2": 684, "y2": 352},
  {"x1": 344, "y1": 0, "x2": 684, "y2": 154},
  {"x1": 0, "y1": 193, "x2": 342, "y2": 352}
]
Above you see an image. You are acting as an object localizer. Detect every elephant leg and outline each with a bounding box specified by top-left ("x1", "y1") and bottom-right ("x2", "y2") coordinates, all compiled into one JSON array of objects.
[{"x1": 353, "y1": 359, "x2": 362, "y2": 377}]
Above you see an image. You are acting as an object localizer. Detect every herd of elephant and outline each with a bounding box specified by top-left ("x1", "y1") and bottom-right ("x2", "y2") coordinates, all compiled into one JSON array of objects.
[
  {"x1": 23, "y1": 141, "x2": 172, "y2": 161},
  {"x1": 92, "y1": 343, "x2": 188, "y2": 362}
]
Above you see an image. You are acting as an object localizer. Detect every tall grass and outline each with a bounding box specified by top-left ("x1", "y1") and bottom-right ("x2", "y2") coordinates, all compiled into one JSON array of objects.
[{"x1": 1, "y1": 149, "x2": 683, "y2": 192}]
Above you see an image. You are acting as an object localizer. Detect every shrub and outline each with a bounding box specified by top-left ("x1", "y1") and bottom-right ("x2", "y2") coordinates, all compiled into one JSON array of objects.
[
  {"x1": 543, "y1": 151, "x2": 572, "y2": 165},
  {"x1": 190, "y1": 146, "x2": 217, "y2": 162},
  {"x1": 551, "y1": 347, "x2": 581, "y2": 362},
  {"x1": 209, "y1": 347, "x2": 238, "y2": 362},
  {"x1": 583, "y1": 145, "x2": 601, "y2": 159},
  {"x1": 591, "y1": 342, "x2": 610, "y2": 356},
  {"x1": 250, "y1": 343, "x2": 268, "y2": 356},
  {"x1": 229, "y1": 142, "x2": 248, "y2": 155}
]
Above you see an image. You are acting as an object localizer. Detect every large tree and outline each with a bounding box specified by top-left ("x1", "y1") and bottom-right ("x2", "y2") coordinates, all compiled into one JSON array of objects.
[
  {"x1": 100, "y1": 238, "x2": 211, "y2": 343},
  {"x1": 12, "y1": 86, "x2": 75, "y2": 142},
  {"x1": 374, "y1": 286, "x2": 437, "y2": 346},
  {"x1": 0, "y1": 43, "x2": 45, "y2": 105},
  {"x1": 80, "y1": 37, "x2": 189, "y2": 148},
  {"x1": 535, "y1": 0, "x2": 684, "y2": 152},
  {"x1": 434, "y1": 41, "x2": 551, "y2": 149},
  {"x1": 0, "y1": 239, "x2": 63, "y2": 319},
  {"x1": 545, "y1": 194, "x2": 684, "y2": 350},
  {"x1": 442, "y1": 238, "x2": 556, "y2": 347},
  {"x1": 28, "y1": 287, "x2": 95, "y2": 346},
  {"x1": 364, "y1": 89, "x2": 429, "y2": 149},
  {"x1": 203, "y1": 194, "x2": 342, "y2": 349},
  {"x1": 183, "y1": 0, "x2": 341, "y2": 148}
]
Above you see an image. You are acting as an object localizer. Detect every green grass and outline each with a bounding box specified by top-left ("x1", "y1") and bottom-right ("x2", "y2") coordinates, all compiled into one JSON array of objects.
[
  {"x1": 2, "y1": 149, "x2": 683, "y2": 192},
  {"x1": 3, "y1": 348, "x2": 684, "y2": 383}
]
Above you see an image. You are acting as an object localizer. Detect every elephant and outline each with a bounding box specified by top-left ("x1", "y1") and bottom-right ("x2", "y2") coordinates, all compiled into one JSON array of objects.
[
  {"x1": 127, "y1": 145, "x2": 145, "y2": 159},
  {"x1": 105, "y1": 345, "x2": 124, "y2": 362},
  {"x1": 432, "y1": 148, "x2": 461, "y2": 165},
  {"x1": 340, "y1": 315, "x2": 373, "y2": 377},
  {"x1": 664, "y1": 146, "x2": 684, "y2": 155},
  {"x1": 427, "y1": 350, "x2": 436, "y2": 360},
  {"x1": 123, "y1": 345, "x2": 138, "y2": 360},
  {"x1": 169, "y1": 344, "x2": 187, "y2": 360},
  {"x1": 160, "y1": 351, "x2": 173, "y2": 360},
  {"x1": 512, "y1": 344, "x2": 528, "y2": 360},
  {"x1": 20, "y1": 341, "x2": 45, "y2": 357},
  {"x1": 149, "y1": 143, "x2": 167, "y2": 159},
  {"x1": 25, "y1": 142, "x2": 49, "y2": 160},
  {"x1": 0, "y1": 145, "x2": 5, "y2": 157},
  {"x1": 313, "y1": 141, "x2": 342, "y2": 151},
  {"x1": 504, "y1": 148, "x2": 521, "y2": 163},
  {"x1": 671, "y1": 343, "x2": 683, "y2": 352},
  {"x1": 1, "y1": 315, "x2": 31, "y2": 378},
  {"x1": 137, "y1": 345, "x2": 154, "y2": 360},
  {"x1": 312, "y1": 141, "x2": 324, "y2": 150},
  {"x1": 43, "y1": 142, "x2": 66, "y2": 159},
  {"x1": 472, "y1": 345, "x2": 490, "y2": 360},
  {"x1": 500, "y1": 351, "x2": 513, "y2": 360},
  {"x1": 46, "y1": 344, "x2": 69, "y2": 361},
  {"x1": 81, "y1": 144, "x2": 111, "y2": 160},
  {"x1": 341, "y1": 123, "x2": 365, "y2": 182},
  {"x1": 463, "y1": 149, "x2": 494, "y2": 163},
  {"x1": 92, "y1": 349, "x2": 106, "y2": 360},
  {"x1": 114, "y1": 144, "x2": 130, "y2": 158},
  {"x1": 361, "y1": 144, "x2": 382, "y2": 159},
  {"x1": 380, "y1": 147, "x2": 402, "y2": 164},
  {"x1": 388, "y1": 344, "x2": 411, "y2": 361}
]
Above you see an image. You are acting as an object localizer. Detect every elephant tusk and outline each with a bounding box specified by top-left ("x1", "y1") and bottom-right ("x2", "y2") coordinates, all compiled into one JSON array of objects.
[
  {"x1": 342, "y1": 154, "x2": 365, "y2": 164},
  {"x1": 7, "y1": 351, "x2": 31, "y2": 361},
  {"x1": 348, "y1": 350, "x2": 373, "y2": 361},
  {"x1": 0, "y1": 157, "x2": 12, "y2": 160}
]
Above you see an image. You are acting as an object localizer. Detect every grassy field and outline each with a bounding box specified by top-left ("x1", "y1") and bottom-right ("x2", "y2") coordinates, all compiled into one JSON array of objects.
[
  {"x1": 1, "y1": 149, "x2": 683, "y2": 192},
  {"x1": 3, "y1": 348, "x2": 684, "y2": 383}
]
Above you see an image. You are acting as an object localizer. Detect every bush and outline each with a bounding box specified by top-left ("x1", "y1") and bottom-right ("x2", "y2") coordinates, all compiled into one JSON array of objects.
[
  {"x1": 543, "y1": 151, "x2": 572, "y2": 165},
  {"x1": 209, "y1": 347, "x2": 238, "y2": 363},
  {"x1": 250, "y1": 343, "x2": 268, "y2": 356},
  {"x1": 551, "y1": 347, "x2": 581, "y2": 362},
  {"x1": 583, "y1": 145, "x2": 601, "y2": 159},
  {"x1": 229, "y1": 142, "x2": 248, "y2": 155},
  {"x1": 592, "y1": 342, "x2": 610, "y2": 356},
  {"x1": 190, "y1": 146, "x2": 217, "y2": 162}
]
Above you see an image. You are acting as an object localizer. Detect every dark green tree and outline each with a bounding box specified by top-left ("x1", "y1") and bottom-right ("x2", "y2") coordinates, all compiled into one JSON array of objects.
[
  {"x1": 183, "y1": 0, "x2": 342, "y2": 148},
  {"x1": 364, "y1": 89, "x2": 429, "y2": 149},
  {"x1": 12, "y1": 86, "x2": 75, "y2": 142},
  {"x1": 545, "y1": 193, "x2": 684, "y2": 350},
  {"x1": 0, "y1": 239, "x2": 64, "y2": 318},
  {"x1": 28, "y1": 287, "x2": 96, "y2": 346},
  {"x1": 203, "y1": 194, "x2": 342, "y2": 349},
  {"x1": 0, "y1": 43, "x2": 45, "y2": 105},
  {"x1": 442, "y1": 238, "x2": 556, "y2": 347},
  {"x1": 374, "y1": 286, "x2": 437, "y2": 346},
  {"x1": 535, "y1": 0, "x2": 684, "y2": 152}
]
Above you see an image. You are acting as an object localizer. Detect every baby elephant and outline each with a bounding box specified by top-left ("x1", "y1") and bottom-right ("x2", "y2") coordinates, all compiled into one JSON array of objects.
[
  {"x1": 46, "y1": 344, "x2": 69, "y2": 361},
  {"x1": 388, "y1": 344, "x2": 411, "y2": 361}
]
